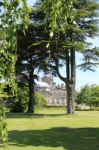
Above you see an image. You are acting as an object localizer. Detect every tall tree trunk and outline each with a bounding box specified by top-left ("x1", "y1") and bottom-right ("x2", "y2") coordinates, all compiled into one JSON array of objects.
[
  {"x1": 66, "y1": 84, "x2": 74, "y2": 114},
  {"x1": 71, "y1": 49, "x2": 76, "y2": 114},
  {"x1": 66, "y1": 49, "x2": 76, "y2": 114},
  {"x1": 66, "y1": 50, "x2": 72, "y2": 114},
  {"x1": 27, "y1": 70, "x2": 35, "y2": 113}
]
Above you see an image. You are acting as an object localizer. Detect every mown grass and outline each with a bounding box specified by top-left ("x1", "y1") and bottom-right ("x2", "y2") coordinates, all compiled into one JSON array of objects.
[{"x1": 1, "y1": 108, "x2": 99, "y2": 150}]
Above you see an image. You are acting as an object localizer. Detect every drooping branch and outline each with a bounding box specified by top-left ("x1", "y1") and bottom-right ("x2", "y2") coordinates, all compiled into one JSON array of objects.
[
  {"x1": 66, "y1": 50, "x2": 70, "y2": 83},
  {"x1": 51, "y1": 52, "x2": 66, "y2": 83}
]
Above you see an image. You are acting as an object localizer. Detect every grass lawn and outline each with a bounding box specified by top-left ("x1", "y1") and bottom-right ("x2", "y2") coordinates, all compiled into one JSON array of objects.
[{"x1": 1, "y1": 108, "x2": 99, "y2": 150}]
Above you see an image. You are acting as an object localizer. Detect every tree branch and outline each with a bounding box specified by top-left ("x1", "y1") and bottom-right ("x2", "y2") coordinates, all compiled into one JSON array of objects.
[{"x1": 52, "y1": 53, "x2": 66, "y2": 83}]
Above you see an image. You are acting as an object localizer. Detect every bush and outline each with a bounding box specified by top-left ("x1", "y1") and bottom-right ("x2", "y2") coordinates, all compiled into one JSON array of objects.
[
  {"x1": 10, "y1": 87, "x2": 47, "y2": 112},
  {"x1": 10, "y1": 86, "x2": 28, "y2": 112},
  {"x1": 10, "y1": 100, "x2": 25, "y2": 112},
  {"x1": 35, "y1": 92, "x2": 47, "y2": 108}
]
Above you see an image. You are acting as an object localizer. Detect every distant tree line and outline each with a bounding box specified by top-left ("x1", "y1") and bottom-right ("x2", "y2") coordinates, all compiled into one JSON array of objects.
[{"x1": 76, "y1": 84, "x2": 99, "y2": 110}]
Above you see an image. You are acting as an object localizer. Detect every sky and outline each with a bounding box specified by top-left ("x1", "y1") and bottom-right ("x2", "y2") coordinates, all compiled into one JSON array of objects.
[{"x1": 27, "y1": 0, "x2": 99, "y2": 90}]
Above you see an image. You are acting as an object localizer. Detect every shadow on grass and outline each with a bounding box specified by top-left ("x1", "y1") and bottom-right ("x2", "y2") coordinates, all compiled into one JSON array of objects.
[
  {"x1": 6, "y1": 112, "x2": 66, "y2": 118},
  {"x1": 8, "y1": 127, "x2": 99, "y2": 150}
]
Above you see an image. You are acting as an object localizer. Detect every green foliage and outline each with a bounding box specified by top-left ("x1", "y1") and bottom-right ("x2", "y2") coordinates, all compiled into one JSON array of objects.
[
  {"x1": 10, "y1": 86, "x2": 28, "y2": 113},
  {"x1": 76, "y1": 85, "x2": 91, "y2": 104},
  {"x1": 0, "y1": 0, "x2": 31, "y2": 95},
  {"x1": 10, "y1": 89, "x2": 47, "y2": 112},
  {"x1": 0, "y1": 0, "x2": 31, "y2": 147},
  {"x1": 43, "y1": 0, "x2": 76, "y2": 33},
  {"x1": 35, "y1": 92, "x2": 47, "y2": 108},
  {"x1": 10, "y1": 100, "x2": 25, "y2": 113},
  {"x1": 76, "y1": 84, "x2": 99, "y2": 109},
  {"x1": 0, "y1": 100, "x2": 8, "y2": 148},
  {"x1": 90, "y1": 85, "x2": 99, "y2": 107}
]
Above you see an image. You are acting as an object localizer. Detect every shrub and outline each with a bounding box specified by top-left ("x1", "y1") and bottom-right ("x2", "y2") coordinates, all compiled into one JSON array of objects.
[
  {"x1": 10, "y1": 87, "x2": 48, "y2": 112},
  {"x1": 10, "y1": 86, "x2": 28, "y2": 112},
  {"x1": 10, "y1": 100, "x2": 25, "y2": 112},
  {"x1": 35, "y1": 92, "x2": 47, "y2": 108}
]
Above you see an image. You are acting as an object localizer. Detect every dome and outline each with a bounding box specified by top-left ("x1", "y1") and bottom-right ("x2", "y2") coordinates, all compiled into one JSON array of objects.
[
  {"x1": 45, "y1": 74, "x2": 52, "y2": 78},
  {"x1": 35, "y1": 81, "x2": 50, "y2": 88}
]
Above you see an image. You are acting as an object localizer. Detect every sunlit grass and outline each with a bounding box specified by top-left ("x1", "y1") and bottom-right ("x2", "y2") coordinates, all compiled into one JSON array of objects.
[{"x1": 1, "y1": 108, "x2": 99, "y2": 150}]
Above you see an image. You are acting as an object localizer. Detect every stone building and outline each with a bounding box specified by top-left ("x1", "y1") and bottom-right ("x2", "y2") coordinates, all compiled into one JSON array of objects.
[{"x1": 35, "y1": 74, "x2": 67, "y2": 106}]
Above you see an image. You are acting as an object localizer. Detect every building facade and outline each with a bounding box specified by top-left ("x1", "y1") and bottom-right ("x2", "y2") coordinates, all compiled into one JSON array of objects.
[{"x1": 35, "y1": 74, "x2": 67, "y2": 106}]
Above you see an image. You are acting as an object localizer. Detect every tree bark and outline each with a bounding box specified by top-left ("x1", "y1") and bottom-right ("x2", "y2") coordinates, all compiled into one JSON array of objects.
[
  {"x1": 66, "y1": 84, "x2": 74, "y2": 114},
  {"x1": 66, "y1": 49, "x2": 76, "y2": 114},
  {"x1": 71, "y1": 49, "x2": 76, "y2": 113},
  {"x1": 27, "y1": 70, "x2": 35, "y2": 113}
]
